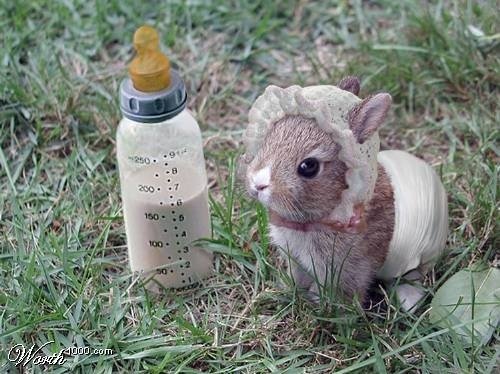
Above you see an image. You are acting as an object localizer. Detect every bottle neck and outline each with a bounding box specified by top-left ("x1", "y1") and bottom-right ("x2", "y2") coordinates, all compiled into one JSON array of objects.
[{"x1": 119, "y1": 70, "x2": 187, "y2": 123}]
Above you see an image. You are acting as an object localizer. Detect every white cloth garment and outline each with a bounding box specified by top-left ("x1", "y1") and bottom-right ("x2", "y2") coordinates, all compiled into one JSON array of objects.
[{"x1": 377, "y1": 150, "x2": 448, "y2": 280}]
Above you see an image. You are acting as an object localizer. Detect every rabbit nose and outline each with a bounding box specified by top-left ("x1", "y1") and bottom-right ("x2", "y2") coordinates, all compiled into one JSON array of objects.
[
  {"x1": 250, "y1": 165, "x2": 271, "y2": 194},
  {"x1": 255, "y1": 183, "x2": 269, "y2": 191}
]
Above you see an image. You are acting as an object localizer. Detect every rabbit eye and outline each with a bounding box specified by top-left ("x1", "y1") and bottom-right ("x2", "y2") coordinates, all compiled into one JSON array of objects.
[{"x1": 297, "y1": 158, "x2": 320, "y2": 178}]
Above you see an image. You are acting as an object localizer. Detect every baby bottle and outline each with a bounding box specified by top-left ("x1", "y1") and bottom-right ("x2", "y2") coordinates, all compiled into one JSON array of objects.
[{"x1": 117, "y1": 25, "x2": 213, "y2": 291}]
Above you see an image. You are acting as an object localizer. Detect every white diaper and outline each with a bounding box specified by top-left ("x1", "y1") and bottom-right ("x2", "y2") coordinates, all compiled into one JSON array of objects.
[{"x1": 377, "y1": 150, "x2": 448, "y2": 280}]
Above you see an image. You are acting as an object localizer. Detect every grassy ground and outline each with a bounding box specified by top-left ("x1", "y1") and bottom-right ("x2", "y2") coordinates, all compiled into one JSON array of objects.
[{"x1": 1, "y1": 0, "x2": 498, "y2": 372}]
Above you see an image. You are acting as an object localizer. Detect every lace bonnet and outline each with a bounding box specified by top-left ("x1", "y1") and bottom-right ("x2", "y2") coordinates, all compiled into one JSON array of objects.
[{"x1": 243, "y1": 85, "x2": 380, "y2": 224}]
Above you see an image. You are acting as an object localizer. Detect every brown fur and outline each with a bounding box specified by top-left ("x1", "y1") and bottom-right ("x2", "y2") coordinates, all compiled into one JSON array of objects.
[
  {"x1": 281, "y1": 163, "x2": 395, "y2": 303},
  {"x1": 338, "y1": 76, "x2": 361, "y2": 96},
  {"x1": 245, "y1": 110, "x2": 395, "y2": 304},
  {"x1": 348, "y1": 93, "x2": 392, "y2": 144},
  {"x1": 363, "y1": 165, "x2": 395, "y2": 269},
  {"x1": 247, "y1": 115, "x2": 348, "y2": 222}
]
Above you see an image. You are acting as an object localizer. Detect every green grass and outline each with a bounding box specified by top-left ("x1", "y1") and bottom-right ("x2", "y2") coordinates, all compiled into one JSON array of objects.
[{"x1": 1, "y1": 0, "x2": 498, "y2": 372}]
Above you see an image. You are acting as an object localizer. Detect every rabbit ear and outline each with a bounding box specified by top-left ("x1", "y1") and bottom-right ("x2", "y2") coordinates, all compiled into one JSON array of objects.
[
  {"x1": 348, "y1": 93, "x2": 392, "y2": 143},
  {"x1": 338, "y1": 76, "x2": 360, "y2": 96}
]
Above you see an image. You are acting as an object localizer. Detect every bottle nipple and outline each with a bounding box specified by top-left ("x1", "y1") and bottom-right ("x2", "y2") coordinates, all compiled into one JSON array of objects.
[{"x1": 129, "y1": 25, "x2": 171, "y2": 92}]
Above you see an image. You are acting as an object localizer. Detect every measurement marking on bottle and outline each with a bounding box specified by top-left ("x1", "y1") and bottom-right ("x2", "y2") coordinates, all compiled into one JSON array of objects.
[
  {"x1": 121, "y1": 159, "x2": 210, "y2": 289},
  {"x1": 138, "y1": 184, "x2": 155, "y2": 193},
  {"x1": 144, "y1": 213, "x2": 159, "y2": 220},
  {"x1": 128, "y1": 156, "x2": 151, "y2": 164}
]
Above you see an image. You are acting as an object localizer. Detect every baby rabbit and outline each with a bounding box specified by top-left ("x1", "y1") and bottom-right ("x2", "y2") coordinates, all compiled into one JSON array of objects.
[{"x1": 242, "y1": 77, "x2": 448, "y2": 310}]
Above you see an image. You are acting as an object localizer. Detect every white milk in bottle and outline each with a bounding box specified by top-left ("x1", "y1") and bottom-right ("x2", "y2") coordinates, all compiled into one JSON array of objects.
[{"x1": 116, "y1": 25, "x2": 213, "y2": 291}]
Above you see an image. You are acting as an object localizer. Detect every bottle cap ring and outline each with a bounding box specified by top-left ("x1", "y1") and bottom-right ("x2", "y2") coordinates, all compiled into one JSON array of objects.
[{"x1": 120, "y1": 70, "x2": 187, "y2": 123}]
